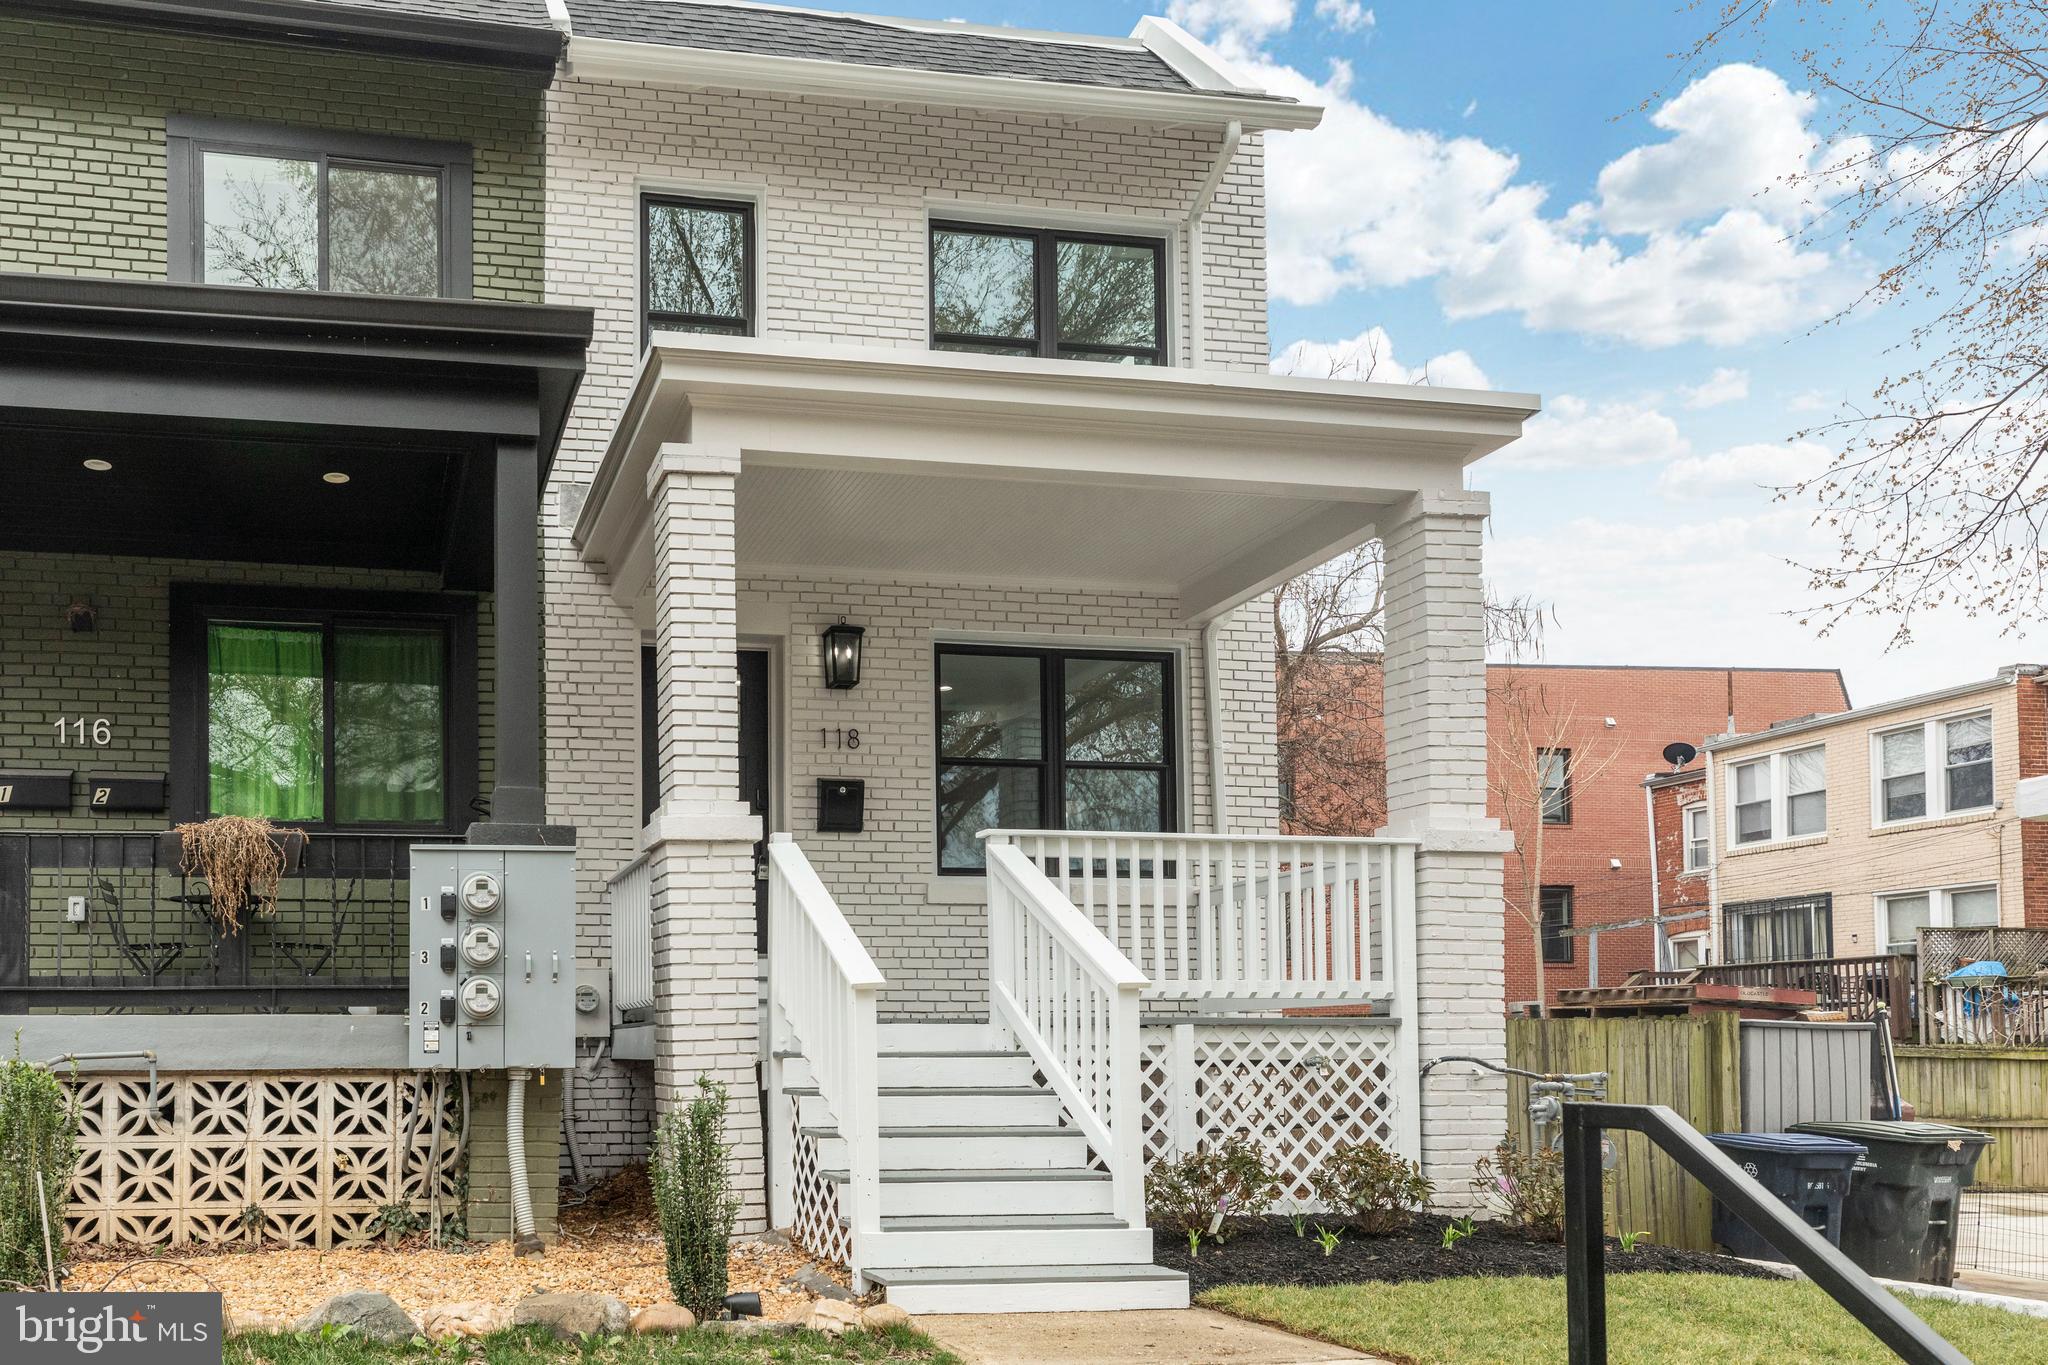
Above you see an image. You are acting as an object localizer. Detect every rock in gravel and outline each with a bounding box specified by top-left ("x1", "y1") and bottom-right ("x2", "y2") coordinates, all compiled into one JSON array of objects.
[
  {"x1": 862, "y1": 1302, "x2": 913, "y2": 1332},
  {"x1": 802, "y1": 1299, "x2": 864, "y2": 1337},
  {"x1": 511, "y1": 1292, "x2": 629, "y2": 1340},
  {"x1": 294, "y1": 1291, "x2": 418, "y2": 1344},
  {"x1": 419, "y1": 1301, "x2": 510, "y2": 1339},
  {"x1": 749, "y1": 1228, "x2": 793, "y2": 1249},
  {"x1": 787, "y1": 1266, "x2": 858, "y2": 1301},
  {"x1": 629, "y1": 1303, "x2": 696, "y2": 1334},
  {"x1": 225, "y1": 1311, "x2": 288, "y2": 1337}
]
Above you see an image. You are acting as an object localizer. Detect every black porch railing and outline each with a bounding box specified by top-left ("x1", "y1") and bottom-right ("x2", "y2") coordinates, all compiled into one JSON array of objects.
[
  {"x1": 1562, "y1": 1102, "x2": 1966, "y2": 1365},
  {"x1": 0, "y1": 831, "x2": 412, "y2": 1012}
]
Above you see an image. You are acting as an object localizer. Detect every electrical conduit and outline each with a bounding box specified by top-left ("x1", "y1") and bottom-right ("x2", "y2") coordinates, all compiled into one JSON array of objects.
[{"x1": 506, "y1": 1068, "x2": 542, "y2": 1254}]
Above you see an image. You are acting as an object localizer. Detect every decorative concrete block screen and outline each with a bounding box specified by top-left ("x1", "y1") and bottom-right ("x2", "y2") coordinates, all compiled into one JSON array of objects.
[
  {"x1": 63, "y1": 1072, "x2": 463, "y2": 1250},
  {"x1": 1139, "y1": 1018, "x2": 1403, "y2": 1208}
]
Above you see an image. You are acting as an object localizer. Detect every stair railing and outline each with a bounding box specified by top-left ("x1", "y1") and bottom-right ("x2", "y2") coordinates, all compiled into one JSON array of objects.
[
  {"x1": 984, "y1": 838, "x2": 1149, "y2": 1225},
  {"x1": 765, "y1": 834, "x2": 884, "y2": 1266}
]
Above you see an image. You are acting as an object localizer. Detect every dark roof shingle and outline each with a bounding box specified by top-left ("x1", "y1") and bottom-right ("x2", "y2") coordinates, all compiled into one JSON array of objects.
[
  {"x1": 304, "y1": 0, "x2": 557, "y2": 30},
  {"x1": 568, "y1": 0, "x2": 1198, "y2": 93}
]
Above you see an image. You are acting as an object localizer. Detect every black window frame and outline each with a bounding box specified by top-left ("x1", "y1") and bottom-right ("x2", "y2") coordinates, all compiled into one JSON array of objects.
[
  {"x1": 168, "y1": 584, "x2": 480, "y2": 836},
  {"x1": 166, "y1": 115, "x2": 473, "y2": 298},
  {"x1": 929, "y1": 221, "x2": 1169, "y2": 366},
  {"x1": 1538, "y1": 747, "x2": 1572, "y2": 825},
  {"x1": 1722, "y1": 893, "x2": 1834, "y2": 964},
  {"x1": 642, "y1": 193, "x2": 757, "y2": 345},
  {"x1": 934, "y1": 642, "x2": 1179, "y2": 874},
  {"x1": 1540, "y1": 885, "x2": 1574, "y2": 964}
]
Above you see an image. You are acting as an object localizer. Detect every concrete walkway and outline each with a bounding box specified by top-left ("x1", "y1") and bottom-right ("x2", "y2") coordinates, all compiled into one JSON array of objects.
[{"x1": 918, "y1": 1308, "x2": 1382, "y2": 1364}]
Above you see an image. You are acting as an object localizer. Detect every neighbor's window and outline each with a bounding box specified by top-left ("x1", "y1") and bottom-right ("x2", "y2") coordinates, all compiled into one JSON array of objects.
[
  {"x1": 1668, "y1": 933, "x2": 1708, "y2": 971},
  {"x1": 1785, "y1": 746, "x2": 1828, "y2": 836},
  {"x1": 1538, "y1": 748, "x2": 1572, "y2": 825},
  {"x1": 1540, "y1": 886, "x2": 1574, "y2": 964},
  {"x1": 1879, "y1": 884, "x2": 1998, "y2": 955},
  {"x1": 643, "y1": 194, "x2": 753, "y2": 341},
  {"x1": 1723, "y1": 894, "x2": 1832, "y2": 963},
  {"x1": 1682, "y1": 803, "x2": 1710, "y2": 872},
  {"x1": 1729, "y1": 745, "x2": 1826, "y2": 846},
  {"x1": 935, "y1": 644, "x2": 1176, "y2": 871},
  {"x1": 1733, "y1": 759, "x2": 1772, "y2": 844},
  {"x1": 207, "y1": 620, "x2": 448, "y2": 826},
  {"x1": 1875, "y1": 711, "x2": 1993, "y2": 825},
  {"x1": 930, "y1": 222, "x2": 1165, "y2": 365},
  {"x1": 169, "y1": 118, "x2": 469, "y2": 296}
]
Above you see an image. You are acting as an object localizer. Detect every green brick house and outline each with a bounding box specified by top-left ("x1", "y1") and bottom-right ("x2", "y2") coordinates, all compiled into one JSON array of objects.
[{"x1": 0, "y1": 1, "x2": 590, "y2": 1249}]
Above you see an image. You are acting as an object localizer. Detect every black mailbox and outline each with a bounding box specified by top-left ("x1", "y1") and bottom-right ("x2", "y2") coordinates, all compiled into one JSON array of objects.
[
  {"x1": 817, "y1": 779, "x2": 865, "y2": 834},
  {"x1": 85, "y1": 774, "x2": 167, "y2": 813},
  {"x1": 0, "y1": 770, "x2": 72, "y2": 811}
]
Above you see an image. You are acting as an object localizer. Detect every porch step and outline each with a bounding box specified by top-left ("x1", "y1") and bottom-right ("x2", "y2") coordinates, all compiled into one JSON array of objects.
[
  {"x1": 870, "y1": 1213, "x2": 1127, "y2": 1232},
  {"x1": 862, "y1": 1263, "x2": 1190, "y2": 1315},
  {"x1": 790, "y1": 1085, "x2": 1061, "y2": 1127},
  {"x1": 878, "y1": 1020, "x2": 1014, "y2": 1052},
  {"x1": 804, "y1": 1124, "x2": 1088, "y2": 1170},
  {"x1": 818, "y1": 1166, "x2": 1113, "y2": 1217},
  {"x1": 781, "y1": 1050, "x2": 1039, "y2": 1089}
]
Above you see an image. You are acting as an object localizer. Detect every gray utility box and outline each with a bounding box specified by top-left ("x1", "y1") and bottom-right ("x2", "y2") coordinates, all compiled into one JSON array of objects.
[{"x1": 408, "y1": 845, "x2": 576, "y2": 1071}]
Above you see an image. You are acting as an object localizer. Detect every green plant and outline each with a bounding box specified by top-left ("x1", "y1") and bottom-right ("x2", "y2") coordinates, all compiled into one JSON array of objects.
[
  {"x1": 315, "y1": 1321, "x2": 357, "y2": 1344},
  {"x1": 1308, "y1": 1139, "x2": 1435, "y2": 1236},
  {"x1": 1473, "y1": 1139, "x2": 1601, "y2": 1243},
  {"x1": 0, "y1": 1042, "x2": 79, "y2": 1291},
  {"x1": 1290, "y1": 1210, "x2": 1309, "y2": 1239},
  {"x1": 1618, "y1": 1229, "x2": 1649, "y2": 1254},
  {"x1": 371, "y1": 1202, "x2": 425, "y2": 1243},
  {"x1": 1186, "y1": 1228, "x2": 1201, "y2": 1258},
  {"x1": 1314, "y1": 1224, "x2": 1342, "y2": 1257},
  {"x1": 575, "y1": 1329, "x2": 622, "y2": 1363},
  {"x1": 650, "y1": 1075, "x2": 739, "y2": 1320},
  {"x1": 237, "y1": 1203, "x2": 269, "y2": 1245},
  {"x1": 1440, "y1": 1215, "x2": 1476, "y2": 1251},
  {"x1": 1144, "y1": 1136, "x2": 1283, "y2": 1244}
]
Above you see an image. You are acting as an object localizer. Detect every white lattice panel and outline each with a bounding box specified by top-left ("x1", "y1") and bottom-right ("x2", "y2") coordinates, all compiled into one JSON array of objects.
[
  {"x1": 1139, "y1": 1020, "x2": 1402, "y2": 1207},
  {"x1": 63, "y1": 1072, "x2": 463, "y2": 1251},
  {"x1": 787, "y1": 1115, "x2": 852, "y2": 1268}
]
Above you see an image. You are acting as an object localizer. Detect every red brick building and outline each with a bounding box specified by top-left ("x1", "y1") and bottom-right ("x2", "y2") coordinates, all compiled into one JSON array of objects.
[
  {"x1": 1281, "y1": 660, "x2": 1850, "y2": 1007},
  {"x1": 1644, "y1": 767, "x2": 1711, "y2": 969}
]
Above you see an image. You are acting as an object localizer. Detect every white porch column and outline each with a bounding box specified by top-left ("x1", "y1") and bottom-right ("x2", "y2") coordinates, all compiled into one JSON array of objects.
[
  {"x1": 646, "y1": 441, "x2": 767, "y2": 1233},
  {"x1": 1379, "y1": 488, "x2": 1509, "y2": 1205}
]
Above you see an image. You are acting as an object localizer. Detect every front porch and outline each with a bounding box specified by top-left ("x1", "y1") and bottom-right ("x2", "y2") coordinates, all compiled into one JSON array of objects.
[{"x1": 576, "y1": 333, "x2": 1536, "y2": 1309}]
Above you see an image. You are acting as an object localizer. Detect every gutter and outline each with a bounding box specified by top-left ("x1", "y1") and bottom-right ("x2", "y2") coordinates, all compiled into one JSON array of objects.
[{"x1": 1185, "y1": 120, "x2": 1243, "y2": 371}]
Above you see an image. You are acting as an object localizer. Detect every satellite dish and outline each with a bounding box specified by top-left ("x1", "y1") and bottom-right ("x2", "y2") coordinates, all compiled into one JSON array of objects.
[{"x1": 1662, "y1": 741, "x2": 1699, "y2": 769}]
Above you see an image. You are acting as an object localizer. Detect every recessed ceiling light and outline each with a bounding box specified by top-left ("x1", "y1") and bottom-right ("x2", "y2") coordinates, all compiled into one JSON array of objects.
[
  {"x1": 322, "y1": 471, "x2": 351, "y2": 485},
  {"x1": 938, "y1": 685, "x2": 954, "y2": 693},
  {"x1": 82, "y1": 459, "x2": 113, "y2": 472}
]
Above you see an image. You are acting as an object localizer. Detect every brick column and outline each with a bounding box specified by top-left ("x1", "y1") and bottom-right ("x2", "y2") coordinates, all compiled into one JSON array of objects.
[
  {"x1": 646, "y1": 442, "x2": 766, "y2": 1232},
  {"x1": 1379, "y1": 488, "x2": 1510, "y2": 1205}
]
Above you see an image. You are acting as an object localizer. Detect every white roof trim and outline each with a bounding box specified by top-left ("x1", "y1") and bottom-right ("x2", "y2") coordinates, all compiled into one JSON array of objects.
[
  {"x1": 1704, "y1": 670, "x2": 2030, "y2": 752},
  {"x1": 562, "y1": 34, "x2": 1323, "y2": 131},
  {"x1": 1131, "y1": 16, "x2": 1256, "y2": 94}
]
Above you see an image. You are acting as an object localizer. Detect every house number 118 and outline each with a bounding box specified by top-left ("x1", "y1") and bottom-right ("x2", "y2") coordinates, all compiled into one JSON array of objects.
[
  {"x1": 819, "y1": 728, "x2": 861, "y2": 750},
  {"x1": 54, "y1": 716, "x2": 113, "y2": 746}
]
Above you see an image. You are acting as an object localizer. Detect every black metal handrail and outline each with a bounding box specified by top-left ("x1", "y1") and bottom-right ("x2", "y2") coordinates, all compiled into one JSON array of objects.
[{"x1": 1563, "y1": 1102, "x2": 1967, "y2": 1365}]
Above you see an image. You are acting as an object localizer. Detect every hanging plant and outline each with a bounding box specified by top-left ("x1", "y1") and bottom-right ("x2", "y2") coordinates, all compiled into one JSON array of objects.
[{"x1": 172, "y1": 816, "x2": 305, "y2": 935}]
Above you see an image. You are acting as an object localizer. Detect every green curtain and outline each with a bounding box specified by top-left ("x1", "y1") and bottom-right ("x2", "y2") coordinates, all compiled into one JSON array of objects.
[
  {"x1": 208, "y1": 624, "x2": 325, "y2": 821},
  {"x1": 335, "y1": 628, "x2": 445, "y2": 824}
]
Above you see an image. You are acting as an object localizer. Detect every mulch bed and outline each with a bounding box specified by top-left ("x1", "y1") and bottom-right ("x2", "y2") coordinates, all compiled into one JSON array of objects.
[{"x1": 1154, "y1": 1214, "x2": 1783, "y2": 1292}]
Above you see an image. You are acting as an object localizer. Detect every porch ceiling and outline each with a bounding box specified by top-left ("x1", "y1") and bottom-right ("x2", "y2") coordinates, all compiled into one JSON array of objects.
[{"x1": 574, "y1": 335, "x2": 1540, "y2": 622}]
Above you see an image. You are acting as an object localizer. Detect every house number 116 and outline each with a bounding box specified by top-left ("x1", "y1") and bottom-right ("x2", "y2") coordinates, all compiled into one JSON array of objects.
[{"x1": 54, "y1": 716, "x2": 113, "y2": 746}]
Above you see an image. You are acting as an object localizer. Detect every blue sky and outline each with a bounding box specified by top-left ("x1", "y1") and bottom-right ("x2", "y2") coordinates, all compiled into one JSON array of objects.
[{"x1": 891, "y1": 1, "x2": 2013, "y2": 704}]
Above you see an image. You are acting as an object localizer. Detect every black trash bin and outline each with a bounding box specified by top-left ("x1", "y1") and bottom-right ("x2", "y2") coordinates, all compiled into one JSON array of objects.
[
  {"x1": 1706, "y1": 1133, "x2": 1867, "y2": 1261},
  {"x1": 1790, "y1": 1119, "x2": 1995, "y2": 1284}
]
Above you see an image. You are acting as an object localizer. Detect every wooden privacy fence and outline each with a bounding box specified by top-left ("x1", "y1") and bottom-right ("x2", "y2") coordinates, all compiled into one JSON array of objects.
[
  {"x1": 1894, "y1": 1047, "x2": 2048, "y2": 1190},
  {"x1": 1506, "y1": 1015, "x2": 1741, "y2": 1253}
]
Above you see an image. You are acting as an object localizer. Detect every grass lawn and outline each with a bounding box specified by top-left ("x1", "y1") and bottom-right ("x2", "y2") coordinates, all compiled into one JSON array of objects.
[
  {"x1": 226, "y1": 1324, "x2": 959, "y2": 1365},
  {"x1": 1201, "y1": 1273, "x2": 2043, "y2": 1364}
]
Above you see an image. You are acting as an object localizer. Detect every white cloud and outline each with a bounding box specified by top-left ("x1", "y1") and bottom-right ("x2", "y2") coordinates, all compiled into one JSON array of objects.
[
  {"x1": 1657, "y1": 439, "x2": 1832, "y2": 500},
  {"x1": 1462, "y1": 98, "x2": 1478, "y2": 119},
  {"x1": 1166, "y1": 0, "x2": 1294, "y2": 49},
  {"x1": 1679, "y1": 366, "x2": 1750, "y2": 410},
  {"x1": 1483, "y1": 393, "x2": 1689, "y2": 472},
  {"x1": 1272, "y1": 326, "x2": 1490, "y2": 389},
  {"x1": 1315, "y1": 0, "x2": 1374, "y2": 32}
]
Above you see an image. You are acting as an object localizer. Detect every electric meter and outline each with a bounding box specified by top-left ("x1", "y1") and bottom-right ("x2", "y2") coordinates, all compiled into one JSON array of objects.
[
  {"x1": 460, "y1": 975, "x2": 502, "y2": 1020},
  {"x1": 461, "y1": 923, "x2": 502, "y2": 967},
  {"x1": 462, "y1": 871, "x2": 502, "y2": 914}
]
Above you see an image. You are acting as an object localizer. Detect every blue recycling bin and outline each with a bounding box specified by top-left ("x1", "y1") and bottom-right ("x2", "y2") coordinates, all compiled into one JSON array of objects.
[{"x1": 1707, "y1": 1132, "x2": 1868, "y2": 1262}]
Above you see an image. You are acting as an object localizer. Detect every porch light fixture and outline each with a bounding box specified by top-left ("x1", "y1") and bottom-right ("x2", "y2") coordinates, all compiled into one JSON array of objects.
[
  {"x1": 82, "y1": 459, "x2": 112, "y2": 472},
  {"x1": 822, "y1": 620, "x2": 864, "y2": 690},
  {"x1": 322, "y1": 471, "x2": 351, "y2": 485}
]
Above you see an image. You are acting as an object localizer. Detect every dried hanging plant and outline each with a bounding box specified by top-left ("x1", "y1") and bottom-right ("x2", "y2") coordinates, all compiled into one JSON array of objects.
[{"x1": 173, "y1": 815, "x2": 303, "y2": 935}]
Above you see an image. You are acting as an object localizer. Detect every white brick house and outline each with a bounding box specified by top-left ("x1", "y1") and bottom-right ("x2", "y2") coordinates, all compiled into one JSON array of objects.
[{"x1": 541, "y1": 1, "x2": 1530, "y2": 1311}]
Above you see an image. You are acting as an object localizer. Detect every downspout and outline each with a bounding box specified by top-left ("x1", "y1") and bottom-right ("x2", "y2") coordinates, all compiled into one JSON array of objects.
[
  {"x1": 1204, "y1": 618, "x2": 1229, "y2": 834},
  {"x1": 1644, "y1": 782, "x2": 1665, "y2": 970},
  {"x1": 1185, "y1": 120, "x2": 1242, "y2": 370}
]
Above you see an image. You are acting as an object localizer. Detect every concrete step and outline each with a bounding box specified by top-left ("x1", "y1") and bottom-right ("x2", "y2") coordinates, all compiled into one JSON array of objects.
[
  {"x1": 804, "y1": 1124, "x2": 1089, "y2": 1171},
  {"x1": 818, "y1": 1166, "x2": 1113, "y2": 1217},
  {"x1": 864, "y1": 1263, "x2": 1190, "y2": 1314},
  {"x1": 790, "y1": 1086, "x2": 1061, "y2": 1129}
]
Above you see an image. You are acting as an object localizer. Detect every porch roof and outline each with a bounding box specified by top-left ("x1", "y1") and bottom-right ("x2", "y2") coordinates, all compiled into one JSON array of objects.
[{"x1": 573, "y1": 335, "x2": 1538, "y2": 622}]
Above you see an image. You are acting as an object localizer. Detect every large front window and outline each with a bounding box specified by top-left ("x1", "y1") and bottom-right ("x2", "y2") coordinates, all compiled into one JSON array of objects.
[
  {"x1": 930, "y1": 223, "x2": 1166, "y2": 365},
  {"x1": 935, "y1": 645, "x2": 1176, "y2": 871}
]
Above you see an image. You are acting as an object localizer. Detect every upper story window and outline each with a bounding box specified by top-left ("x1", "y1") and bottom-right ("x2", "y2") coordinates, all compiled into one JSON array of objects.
[
  {"x1": 935, "y1": 644, "x2": 1177, "y2": 872},
  {"x1": 1682, "y1": 803, "x2": 1709, "y2": 872},
  {"x1": 1875, "y1": 710, "x2": 1993, "y2": 825},
  {"x1": 167, "y1": 117, "x2": 471, "y2": 297},
  {"x1": 1729, "y1": 744, "x2": 1826, "y2": 845},
  {"x1": 644, "y1": 194, "x2": 754, "y2": 342},
  {"x1": 1540, "y1": 886, "x2": 1574, "y2": 964},
  {"x1": 930, "y1": 222, "x2": 1166, "y2": 366},
  {"x1": 1537, "y1": 748, "x2": 1571, "y2": 825}
]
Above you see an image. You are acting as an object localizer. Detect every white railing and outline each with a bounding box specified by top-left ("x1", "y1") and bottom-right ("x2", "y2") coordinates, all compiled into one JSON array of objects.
[
  {"x1": 984, "y1": 831, "x2": 1417, "y2": 1003},
  {"x1": 985, "y1": 842, "x2": 1148, "y2": 1225},
  {"x1": 764, "y1": 834, "x2": 885, "y2": 1269},
  {"x1": 607, "y1": 851, "x2": 655, "y2": 1012}
]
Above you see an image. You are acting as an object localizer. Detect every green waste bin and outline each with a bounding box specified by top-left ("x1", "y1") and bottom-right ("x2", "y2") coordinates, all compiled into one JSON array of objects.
[{"x1": 1789, "y1": 1119, "x2": 1994, "y2": 1284}]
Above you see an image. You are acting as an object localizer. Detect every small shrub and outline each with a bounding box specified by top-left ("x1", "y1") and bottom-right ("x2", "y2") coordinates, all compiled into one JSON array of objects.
[
  {"x1": 0, "y1": 1045, "x2": 78, "y2": 1290},
  {"x1": 1145, "y1": 1137, "x2": 1283, "y2": 1243},
  {"x1": 1472, "y1": 1139, "x2": 1597, "y2": 1243},
  {"x1": 1440, "y1": 1214, "x2": 1476, "y2": 1251},
  {"x1": 1308, "y1": 1140, "x2": 1434, "y2": 1236},
  {"x1": 650, "y1": 1076, "x2": 739, "y2": 1320},
  {"x1": 1314, "y1": 1225, "x2": 1342, "y2": 1257}
]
